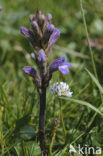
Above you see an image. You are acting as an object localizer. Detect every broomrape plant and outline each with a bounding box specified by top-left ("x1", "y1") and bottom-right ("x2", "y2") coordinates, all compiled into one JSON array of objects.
[{"x1": 20, "y1": 9, "x2": 72, "y2": 156}]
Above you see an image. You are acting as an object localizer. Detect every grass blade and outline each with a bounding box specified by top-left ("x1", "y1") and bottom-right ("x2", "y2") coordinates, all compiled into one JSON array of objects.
[
  {"x1": 86, "y1": 68, "x2": 103, "y2": 94},
  {"x1": 59, "y1": 97, "x2": 103, "y2": 117}
]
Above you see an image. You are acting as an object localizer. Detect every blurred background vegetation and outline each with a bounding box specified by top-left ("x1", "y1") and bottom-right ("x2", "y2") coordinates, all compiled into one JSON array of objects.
[{"x1": 0, "y1": 0, "x2": 103, "y2": 155}]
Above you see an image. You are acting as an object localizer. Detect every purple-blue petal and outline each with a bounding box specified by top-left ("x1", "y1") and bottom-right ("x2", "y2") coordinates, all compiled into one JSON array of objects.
[
  {"x1": 49, "y1": 56, "x2": 71, "y2": 74},
  {"x1": 49, "y1": 56, "x2": 66, "y2": 71},
  {"x1": 46, "y1": 24, "x2": 54, "y2": 32},
  {"x1": 49, "y1": 28, "x2": 60, "y2": 47},
  {"x1": 22, "y1": 66, "x2": 37, "y2": 77},
  {"x1": 63, "y1": 62, "x2": 71, "y2": 67},
  {"x1": 38, "y1": 49, "x2": 46, "y2": 62},
  {"x1": 58, "y1": 65, "x2": 69, "y2": 74}
]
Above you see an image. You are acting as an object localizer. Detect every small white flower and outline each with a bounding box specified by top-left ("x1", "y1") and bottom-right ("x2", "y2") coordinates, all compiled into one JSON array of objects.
[{"x1": 50, "y1": 82, "x2": 73, "y2": 98}]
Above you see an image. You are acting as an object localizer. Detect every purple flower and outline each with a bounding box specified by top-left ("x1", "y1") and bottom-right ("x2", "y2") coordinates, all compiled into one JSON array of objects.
[
  {"x1": 32, "y1": 21, "x2": 39, "y2": 32},
  {"x1": 49, "y1": 56, "x2": 71, "y2": 74},
  {"x1": 49, "y1": 28, "x2": 60, "y2": 47},
  {"x1": 20, "y1": 27, "x2": 33, "y2": 39},
  {"x1": 22, "y1": 66, "x2": 37, "y2": 77},
  {"x1": 29, "y1": 14, "x2": 36, "y2": 22},
  {"x1": 36, "y1": 9, "x2": 45, "y2": 28},
  {"x1": 32, "y1": 21, "x2": 42, "y2": 37},
  {"x1": 20, "y1": 27, "x2": 37, "y2": 47},
  {"x1": 37, "y1": 49, "x2": 46, "y2": 62},
  {"x1": 42, "y1": 24, "x2": 55, "y2": 45},
  {"x1": 46, "y1": 24, "x2": 54, "y2": 32},
  {"x1": 46, "y1": 13, "x2": 52, "y2": 22}
]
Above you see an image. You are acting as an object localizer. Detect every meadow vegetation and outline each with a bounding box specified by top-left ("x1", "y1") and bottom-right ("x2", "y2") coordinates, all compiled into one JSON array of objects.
[{"x1": 0, "y1": 0, "x2": 103, "y2": 155}]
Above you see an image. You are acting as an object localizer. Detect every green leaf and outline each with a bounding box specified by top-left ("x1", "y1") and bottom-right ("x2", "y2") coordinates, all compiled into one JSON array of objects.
[
  {"x1": 59, "y1": 97, "x2": 103, "y2": 117},
  {"x1": 15, "y1": 114, "x2": 31, "y2": 132},
  {"x1": 19, "y1": 125, "x2": 36, "y2": 140},
  {"x1": 86, "y1": 68, "x2": 103, "y2": 94}
]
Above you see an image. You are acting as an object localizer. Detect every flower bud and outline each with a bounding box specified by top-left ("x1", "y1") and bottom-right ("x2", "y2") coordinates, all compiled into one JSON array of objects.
[
  {"x1": 32, "y1": 21, "x2": 42, "y2": 38},
  {"x1": 22, "y1": 66, "x2": 37, "y2": 77},
  {"x1": 22, "y1": 66, "x2": 41, "y2": 89},
  {"x1": 45, "y1": 28, "x2": 60, "y2": 55},
  {"x1": 42, "y1": 24, "x2": 55, "y2": 48},
  {"x1": 46, "y1": 13, "x2": 52, "y2": 23},
  {"x1": 49, "y1": 28, "x2": 60, "y2": 46},
  {"x1": 37, "y1": 49, "x2": 46, "y2": 62},
  {"x1": 29, "y1": 14, "x2": 36, "y2": 22},
  {"x1": 20, "y1": 27, "x2": 38, "y2": 48},
  {"x1": 36, "y1": 9, "x2": 45, "y2": 28}
]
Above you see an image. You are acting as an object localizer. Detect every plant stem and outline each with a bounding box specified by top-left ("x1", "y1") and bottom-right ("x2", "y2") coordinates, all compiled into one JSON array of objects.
[
  {"x1": 39, "y1": 87, "x2": 47, "y2": 156},
  {"x1": 59, "y1": 99, "x2": 66, "y2": 137},
  {"x1": 49, "y1": 111, "x2": 60, "y2": 156}
]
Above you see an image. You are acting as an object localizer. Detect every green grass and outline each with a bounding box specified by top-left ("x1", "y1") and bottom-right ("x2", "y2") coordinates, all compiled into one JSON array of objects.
[{"x1": 0, "y1": 0, "x2": 103, "y2": 155}]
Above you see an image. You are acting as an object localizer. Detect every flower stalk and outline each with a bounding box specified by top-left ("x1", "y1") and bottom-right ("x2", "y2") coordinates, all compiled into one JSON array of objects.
[
  {"x1": 21, "y1": 9, "x2": 71, "y2": 155},
  {"x1": 39, "y1": 87, "x2": 47, "y2": 155}
]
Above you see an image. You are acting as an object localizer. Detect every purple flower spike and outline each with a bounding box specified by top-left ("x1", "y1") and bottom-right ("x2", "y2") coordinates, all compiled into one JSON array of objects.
[
  {"x1": 49, "y1": 28, "x2": 60, "y2": 47},
  {"x1": 38, "y1": 49, "x2": 46, "y2": 62},
  {"x1": 22, "y1": 66, "x2": 37, "y2": 77},
  {"x1": 49, "y1": 56, "x2": 71, "y2": 74}
]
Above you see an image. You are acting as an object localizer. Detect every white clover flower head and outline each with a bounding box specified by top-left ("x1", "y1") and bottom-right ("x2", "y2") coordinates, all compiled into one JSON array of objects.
[{"x1": 50, "y1": 82, "x2": 73, "y2": 98}]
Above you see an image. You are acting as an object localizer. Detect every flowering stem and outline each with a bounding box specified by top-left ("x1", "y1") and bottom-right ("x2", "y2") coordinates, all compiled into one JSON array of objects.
[
  {"x1": 21, "y1": 9, "x2": 72, "y2": 155},
  {"x1": 49, "y1": 111, "x2": 60, "y2": 155},
  {"x1": 59, "y1": 99, "x2": 66, "y2": 137},
  {"x1": 39, "y1": 87, "x2": 47, "y2": 156}
]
